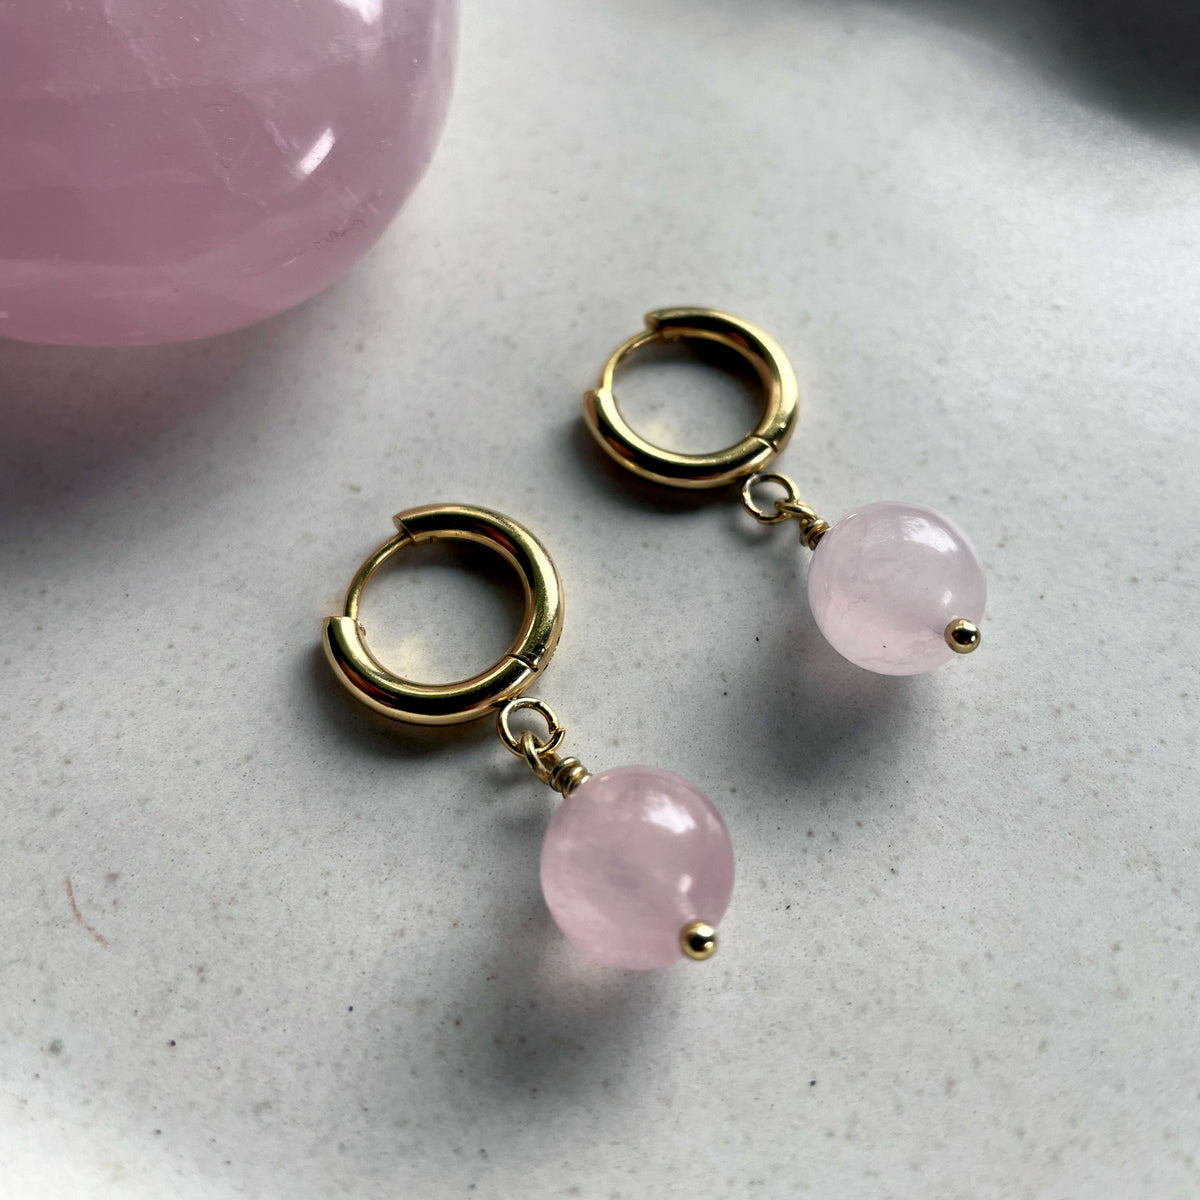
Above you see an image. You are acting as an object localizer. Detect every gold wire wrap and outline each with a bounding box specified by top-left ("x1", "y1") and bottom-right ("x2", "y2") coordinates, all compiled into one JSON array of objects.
[
  {"x1": 739, "y1": 472, "x2": 830, "y2": 551},
  {"x1": 497, "y1": 698, "x2": 592, "y2": 796}
]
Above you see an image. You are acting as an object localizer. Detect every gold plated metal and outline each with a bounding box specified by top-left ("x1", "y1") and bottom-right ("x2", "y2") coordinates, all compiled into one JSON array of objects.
[
  {"x1": 945, "y1": 618, "x2": 981, "y2": 654},
  {"x1": 324, "y1": 504, "x2": 564, "y2": 726},
  {"x1": 497, "y1": 697, "x2": 565, "y2": 757},
  {"x1": 583, "y1": 307, "x2": 799, "y2": 489},
  {"x1": 544, "y1": 756, "x2": 592, "y2": 797},
  {"x1": 679, "y1": 920, "x2": 718, "y2": 961},
  {"x1": 740, "y1": 471, "x2": 830, "y2": 551},
  {"x1": 739, "y1": 471, "x2": 799, "y2": 525},
  {"x1": 497, "y1": 697, "x2": 591, "y2": 796}
]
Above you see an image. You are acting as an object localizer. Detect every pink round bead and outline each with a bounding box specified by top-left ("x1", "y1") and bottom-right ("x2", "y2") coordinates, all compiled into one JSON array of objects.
[
  {"x1": 807, "y1": 501, "x2": 986, "y2": 676},
  {"x1": 539, "y1": 766, "x2": 734, "y2": 970},
  {"x1": 0, "y1": 0, "x2": 457, "y2": 346}
]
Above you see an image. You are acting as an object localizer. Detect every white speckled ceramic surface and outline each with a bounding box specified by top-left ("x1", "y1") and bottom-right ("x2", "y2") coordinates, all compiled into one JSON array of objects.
[{"x1": 2, "y1": 2, "x2": 1197, "y2": 1196}]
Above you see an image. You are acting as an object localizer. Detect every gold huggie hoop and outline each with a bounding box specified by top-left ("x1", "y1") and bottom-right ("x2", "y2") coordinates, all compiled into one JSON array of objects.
[
  {"x1": 582, "y1": 306, "x2": 800, "y2": 489},
  {"x1": 323, "y1": 504, "x2": 564, "y2": 726}
]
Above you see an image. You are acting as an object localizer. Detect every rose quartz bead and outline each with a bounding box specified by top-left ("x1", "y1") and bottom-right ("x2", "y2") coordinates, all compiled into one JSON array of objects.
[
  {"x1": 540, "y1": 766, "x2": 734, "y2": 970},
  {"x1": 807, "y1": 501, "x2": 986, "y2": 676},
  {"x1": 0, "y1": 0, "x2": 456, "y2": 346}
]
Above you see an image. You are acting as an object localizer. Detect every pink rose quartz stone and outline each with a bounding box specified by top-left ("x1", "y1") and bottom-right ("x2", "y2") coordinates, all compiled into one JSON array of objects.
[
  {"x1": 807, "y1": 501, "x2": 987, "y2": 676},
  {"x1": 540, "y1": 766, "x2": 735, "y2": 970},
  {"x1": 0, "y1": 0, "x2": 457, "y2": 346}
]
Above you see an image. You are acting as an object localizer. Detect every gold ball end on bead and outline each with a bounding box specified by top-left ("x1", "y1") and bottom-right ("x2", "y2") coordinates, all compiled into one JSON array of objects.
[
  {"x1": 680, "y1": 921, "x2": 718, "y2": 962},
  {"x1": 945, "y1": 618, "x2": 981, "y2": 654}
]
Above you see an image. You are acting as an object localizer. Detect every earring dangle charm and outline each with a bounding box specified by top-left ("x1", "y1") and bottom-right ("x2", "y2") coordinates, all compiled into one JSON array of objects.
[
  {"x1": 583, "y1": 307, "x2": 987, "y2": 676},
  {"x1": 322, "y1": 503, "x2": 734, "y2": 969}
]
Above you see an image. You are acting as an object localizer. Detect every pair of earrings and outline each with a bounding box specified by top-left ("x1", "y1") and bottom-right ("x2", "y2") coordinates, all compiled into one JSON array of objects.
[{"x1": 323, "y1": 308, "x2": 986, "y2": 971}]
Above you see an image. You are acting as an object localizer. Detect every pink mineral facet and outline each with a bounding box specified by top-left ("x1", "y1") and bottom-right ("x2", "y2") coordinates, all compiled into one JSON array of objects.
[
  {"x1": 0, "y1": 0, "x2": 457, "y2": 346},
  {"x1": 807, "y1": 501, "x2": 987, "y2": 676},
  {"x1": 539, "y1": 766, "x2": 735, "y2": 970}
]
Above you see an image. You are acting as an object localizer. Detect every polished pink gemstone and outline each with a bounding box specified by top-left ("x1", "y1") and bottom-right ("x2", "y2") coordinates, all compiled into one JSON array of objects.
[
  {"x1": 540, "y1": 766, "x2": 734, "y2": 970},
  {"x1": 807, "y1": 501, "x2": 987, "y2": 675},
  {"x1": 0, "y1": 0, "x2": 457, "y2": 346}
]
